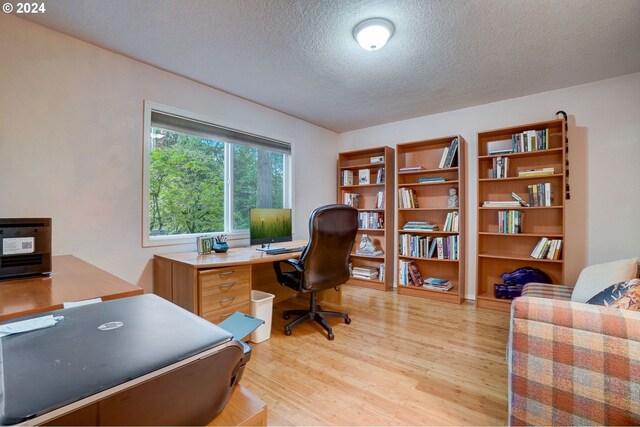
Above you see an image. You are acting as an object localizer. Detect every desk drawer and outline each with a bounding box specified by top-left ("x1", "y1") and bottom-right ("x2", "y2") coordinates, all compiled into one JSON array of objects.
[
  {"x1": 201, "y1": 300, "x2": 251, "y2": 324},
  {"x1": 199, "y1": 266, "x2": 250, "y2": 321}
]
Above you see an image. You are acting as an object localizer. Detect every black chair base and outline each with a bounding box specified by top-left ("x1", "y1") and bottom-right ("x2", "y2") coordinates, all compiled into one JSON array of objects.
[{"x1": 283, "y1": 293, "x2": 350, "y2": 340}]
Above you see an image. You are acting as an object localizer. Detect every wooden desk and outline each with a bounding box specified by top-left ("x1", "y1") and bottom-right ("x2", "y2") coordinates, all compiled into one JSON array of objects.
[
  {"x1": 154, "y1": 241, "x2": 309, "y2": 324},
  {"x1": 0, "y1": 255, "x2": 143, "y2": 322}
]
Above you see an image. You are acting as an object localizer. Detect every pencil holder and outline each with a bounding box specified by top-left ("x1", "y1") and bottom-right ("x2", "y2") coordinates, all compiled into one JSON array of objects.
[{"x1": 213, "y1": 242, "x2": 229, "y2": 253}]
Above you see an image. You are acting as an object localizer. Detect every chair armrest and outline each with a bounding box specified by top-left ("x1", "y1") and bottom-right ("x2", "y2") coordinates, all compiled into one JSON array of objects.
[
  {"x1": 508, "y1": 297, "x2": 640, "y2": 426},
  {"x1": 272, "y1": 259, "x2": 303, "y2": 284}
]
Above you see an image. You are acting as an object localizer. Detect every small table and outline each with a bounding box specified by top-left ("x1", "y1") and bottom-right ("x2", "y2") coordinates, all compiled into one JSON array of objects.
[
  {"x1": 0, "y1": 255, "x2": 143, "y2": 322},
  {"x1": 208, "y1": 385, "x2": 267, "y2": 426}
]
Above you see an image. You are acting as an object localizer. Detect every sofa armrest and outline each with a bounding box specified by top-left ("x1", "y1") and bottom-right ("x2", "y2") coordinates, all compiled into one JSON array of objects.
[
  {"x1": 521, "y1": 282, "x2": 573, "y2": 300},
  {"x1": 508, "y1": 297, "x2": 640, "y2": 426}
]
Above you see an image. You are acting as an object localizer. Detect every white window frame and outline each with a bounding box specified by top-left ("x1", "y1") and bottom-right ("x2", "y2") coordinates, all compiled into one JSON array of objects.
[{"x1": 142, "y1": 101, "x2": 292, "y2": 248}]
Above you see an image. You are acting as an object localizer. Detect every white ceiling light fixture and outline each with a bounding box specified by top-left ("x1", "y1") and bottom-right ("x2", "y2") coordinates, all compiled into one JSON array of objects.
[{"x1": 353, "y1": 18, "x2": 395, "y2": 51}]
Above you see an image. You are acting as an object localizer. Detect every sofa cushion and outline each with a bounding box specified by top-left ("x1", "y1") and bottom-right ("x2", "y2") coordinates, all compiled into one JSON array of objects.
[
  {"x1": 571, "y1": 257, "x2": 639, "y2": 303},
  {"x1": 587, "y1": 279, "x2": 640, "y2": 310}
]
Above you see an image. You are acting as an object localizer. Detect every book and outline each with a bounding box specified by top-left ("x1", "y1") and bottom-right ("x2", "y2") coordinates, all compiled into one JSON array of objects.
[
  {"x1": 376, "y1": 168, "x2": 385, "y2": 184},
  {"x1": 370, "y1": 155, "x2": 384, "y2": 164},
  {"x1": 442, "y1": 137, "x2": 459, "y2": 168},
  {"x1": 423, "y1": 282, "x2": 453, "y2": 291},
  {"x1": 375, "y1": 191, "x2": 384, "y2": 209},
  {"x1": 358, "y1": 169, "x2": 370, "y2": 185},
  {"x1": 518, "y1": 167, "x2": 554, "y2": 177},
  {"x1": 355, "y1": 249, "x2": 384, "y2": 256},
  {"x1": 407, "y1": 261, "x2": 423, "y2": 286},
  {"x1": 424, "y1": 277, "x2": 448, "y2": 285},
  {"x1": 438, "y1": 147, "x2": 449, "y2": 168},
  {"x1": 482, "y1": 201, "x2": 521, "y2": 207},
  {"x1": 511, "y1": 192, "x2": 530, "y2": 207}
]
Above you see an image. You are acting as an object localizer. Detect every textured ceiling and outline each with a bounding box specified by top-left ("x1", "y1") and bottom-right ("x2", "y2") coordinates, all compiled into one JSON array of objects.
[{"x1": 20, "y1": 0, "x2": 640, "y2": 132}]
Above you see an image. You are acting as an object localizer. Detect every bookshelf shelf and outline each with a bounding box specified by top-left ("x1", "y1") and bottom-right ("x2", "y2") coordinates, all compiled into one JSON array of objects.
[
  {"x1": 478, "y1": 147, "x2": 564, "y2": 160},
  {"x1": 340, "y1": 183, "x2": 385, "y2": 189},
  {"x1": 398, "y1": 255, "x2": 459, "y2": 263},
  {"x1": 398, "y1": 166, "x2": 459, "y2": 175},
  {"x1": 399, "y1": 180, "x2": 459, "y2": 187},
  {"x1": 478, "y1": 174, "x2": 563, "y2": 182},
  {"x1": 339, "y1": 162, "x2": 385, "y2": 170},
  {"x1": 476, "y1": 119, "x2": 566, "y2": 312},
  {"x1": 478, "y1": 253, "x2": 563, "y2": 263},
  {"x1": 478, "y1": 232, "x2": 564, "y2": 238},
  {"x1": 338, "y1": 146, "x2": 394, "y2": 291},
  {"x1": 478, "y1": 206, "x2": 563, "y2": 210},
  {"x1": 396, "y1": 135, "x2": 466, "y2": 304}
]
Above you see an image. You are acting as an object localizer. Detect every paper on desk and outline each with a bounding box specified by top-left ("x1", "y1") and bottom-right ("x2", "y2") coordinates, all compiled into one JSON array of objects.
[
  {"x1": 0, "y1": 315, "x2": 63, "y2": 338},
  {"x1": 63, "y1": 298, "x2": 102, "y2": 308}
]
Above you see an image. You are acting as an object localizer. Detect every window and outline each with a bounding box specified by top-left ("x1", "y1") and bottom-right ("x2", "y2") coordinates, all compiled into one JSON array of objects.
[{"x1": 143, "y1": 102, "x2": 291, "y2": 246}]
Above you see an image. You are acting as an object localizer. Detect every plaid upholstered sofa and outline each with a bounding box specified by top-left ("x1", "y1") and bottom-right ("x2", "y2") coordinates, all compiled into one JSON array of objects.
[{"x1": 507, "y1": 262, "x2": 640, "y2": 425}]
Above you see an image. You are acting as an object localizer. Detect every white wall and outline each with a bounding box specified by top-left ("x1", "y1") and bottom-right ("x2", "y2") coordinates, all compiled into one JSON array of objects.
[
  {"x1": 0, "y1": 15, "x2": 338, "y2": 291},
  {"x1": 339, "y1": 73, "x2": 640, "y2": 299}
]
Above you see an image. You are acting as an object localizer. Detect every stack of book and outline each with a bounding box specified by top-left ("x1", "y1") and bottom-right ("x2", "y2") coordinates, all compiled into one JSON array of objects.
[
  {"x1": 512, "y1": 129, "x2": 550, "y2": 152},
  {"x1": 531, "y1": 237, "x2": 563, "y2": 260},
  {"x1": 351, "y1": 266, "x2": 379, "y2": 280},
  {"x1": 341, "y1": 170, "x2": 354, "y2": 186},
  {"x1": 398, "y1": 188, "x2": 419, "y2": 208},
  {"x1": 438, "y1": 137, "x2": 459, "y2": 169},
  {"x1": 399, "y1": 166, "x2": 425, "y2": 173},
  {"x1": 342, "y1": 192, "x2": 359, "y2": 208},
  {"x1": 417, "y1": 177, "x2": 445, "y2": 183},
  {"x1": 402, "y1": 221, "x2": 438, "y2": 231},
  {"x1": 423, "y1": 277, "x2": 453, "y2": 292},
  {"x1": 498, "y1": 210, "x2": 522, "y2": 234},
  {"x1": 398, "y1": 260, "x2": 423, "y2": 286},
  {"x1": 527, "y1": 182, "x2": 552, "y2": 206},
  {"x1": 443, "y1": 211, "x2": 459, "y2": 232},
  {"x1": 358, "y1": 212, "x2": 383, "y2": 229},
  {"x1": 482, "y1": 200, "x2": 521, "y2": 208},
  {"x1": 433, "y1": 235, "x2": 459, "y2": 260},
  {"x1": 518, "y1": 167, "x2": 554, "y2": 178}
]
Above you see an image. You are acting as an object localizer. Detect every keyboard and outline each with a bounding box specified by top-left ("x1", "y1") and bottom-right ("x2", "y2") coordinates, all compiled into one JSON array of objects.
[{"x1": 264, "y1": 246, "x2": 306, "y2": 255}]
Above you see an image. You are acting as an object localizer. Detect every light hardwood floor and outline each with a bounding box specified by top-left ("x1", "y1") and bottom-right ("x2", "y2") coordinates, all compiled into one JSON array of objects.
[{"x1": 242, "y1": 286, "x2": 511, "y2": 425}]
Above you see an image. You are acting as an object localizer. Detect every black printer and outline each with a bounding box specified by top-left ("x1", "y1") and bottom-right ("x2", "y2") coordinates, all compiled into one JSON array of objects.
[{"x1": 0, "y1": 294, "x2": 261, "y2": 425}]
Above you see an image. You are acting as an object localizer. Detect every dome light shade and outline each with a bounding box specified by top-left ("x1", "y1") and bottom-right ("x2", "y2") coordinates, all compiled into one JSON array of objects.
[{"x1": 353, "y1": 18, "x2": 394, "y2": 51}]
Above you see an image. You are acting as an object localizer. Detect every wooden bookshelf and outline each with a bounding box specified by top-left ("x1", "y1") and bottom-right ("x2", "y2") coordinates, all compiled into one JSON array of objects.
[
  {"x1": 338, "y1": 146, "x2": 395, "y2": 291},
  {"x1": 476, "y1": 118, "x2": 566, "y2": 311},
  {"x1": 395, "y1": 136, "x2": 466, "y2": 304}
]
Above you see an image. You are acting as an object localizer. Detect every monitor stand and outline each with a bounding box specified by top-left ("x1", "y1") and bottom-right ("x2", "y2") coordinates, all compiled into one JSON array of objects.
[{"x1": 255, "y1": 243, "x2": 284, "y2": 252}]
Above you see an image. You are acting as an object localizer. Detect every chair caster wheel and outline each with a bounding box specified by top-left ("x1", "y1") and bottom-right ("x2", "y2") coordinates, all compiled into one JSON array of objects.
[
  {"x1": 327, "y1": 332, "x2": 335, "y2": 340},
  {"x1": 283, "y1": 313, "x2": 290, "y2": 320},
  {"x1": 344, "y1": 316, "x2": 351, "y2": 324},
  {"x1": 284, "y1": 326, "x2": 292, "y2": 336}
]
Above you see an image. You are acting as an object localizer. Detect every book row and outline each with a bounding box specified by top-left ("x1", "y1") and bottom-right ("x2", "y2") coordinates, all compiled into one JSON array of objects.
[
  {"x1": 531, "y1": 237, "x2": 563, "y2": 260},
  {"x1": 398, "y1": 187, "x2": 418, "y2": 208},
  {"x1": 342, "y1": 191, "x2": 384, "y2": 209},
  {"x1": 498, "y1": 210, "x2": 522, "y2": 234},
  {"x1": 340, "y1": 168, "x2": 384, "y2": 186},
  {"x1": 399, "y1": 235, "x2": 459, "y2": 260},
  {"x1": 358, "y1": 212, "x2": 384, "y2": 229}
]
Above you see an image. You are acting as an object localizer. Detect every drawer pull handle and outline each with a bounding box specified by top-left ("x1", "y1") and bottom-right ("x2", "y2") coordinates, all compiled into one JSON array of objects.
[
  {"x1": 220, "y1": 297, "x2": 235, "y2": 305},
  {"x1": 219, "y1": 282, "x2": 235, "y2": 290},
  {"x1": 219, "y1": 313, "x2": 232, "y2": 319},
  {"x1": 219, "y1": 271, "x2": 235, "y2": 276}
]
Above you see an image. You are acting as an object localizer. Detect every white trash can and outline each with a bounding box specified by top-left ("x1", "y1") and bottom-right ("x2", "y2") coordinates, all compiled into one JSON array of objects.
[{"x1": 250, "y1": 290, "x2": 275, "y2": 343}]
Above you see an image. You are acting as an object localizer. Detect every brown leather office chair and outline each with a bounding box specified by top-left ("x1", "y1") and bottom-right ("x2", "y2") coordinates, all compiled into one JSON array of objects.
[{"x1": 273, "y1": 204, "x2": 358, "y2": 340}]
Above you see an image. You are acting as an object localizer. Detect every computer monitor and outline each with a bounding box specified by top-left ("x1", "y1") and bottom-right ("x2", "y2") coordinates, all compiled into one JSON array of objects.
[{"x1": 249, "y1": 208, "x2": 292, "y2": 249}]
